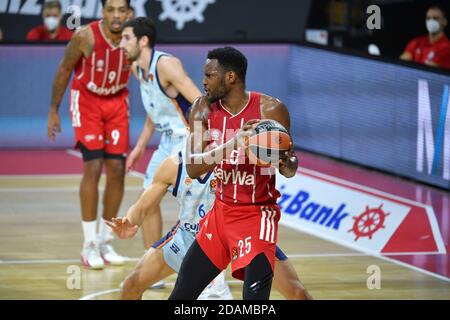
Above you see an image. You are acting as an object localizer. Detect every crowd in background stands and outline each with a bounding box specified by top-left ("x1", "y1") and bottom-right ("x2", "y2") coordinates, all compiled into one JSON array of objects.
[{"x1": 0, "y1": 1, "x2": 448, "y2": 70}]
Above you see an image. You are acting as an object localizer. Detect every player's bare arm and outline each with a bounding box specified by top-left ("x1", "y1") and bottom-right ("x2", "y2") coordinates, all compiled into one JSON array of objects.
[
  {"x1": 260, "y1": 94, "x2": 298, "y2": 178},
  {"x1": 157, "y1": 56, "x2": 202, "y2": 103},
  {"x1": 185, "y1": 96, "x2": 253, "y2": 178},
  {"x1": 107, "y1": 154, "x2": 178, "y2": 238},
  {"x1": 47, "y1": 26, "x2": 94, "y2": 142},
  {"x1": 126, "y1": 116, "x2": 155, "y2": 172}
]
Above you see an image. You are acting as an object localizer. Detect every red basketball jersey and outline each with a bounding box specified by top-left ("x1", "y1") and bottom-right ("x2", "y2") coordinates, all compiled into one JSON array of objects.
[
  {"x1": 208, "y1": 91, "x2": 280, "y2": 205},
  {"x1": 72, "y1": 20, "x2": 131, "y2": 96}
]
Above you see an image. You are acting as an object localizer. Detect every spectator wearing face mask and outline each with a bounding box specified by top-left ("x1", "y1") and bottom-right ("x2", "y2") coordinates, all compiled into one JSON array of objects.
[
  {"x1": 26, "y1": 0, "x2": 73, "y2": 42},
  {"x1": 400, "y1": 5, "x2": 450, "y2": 69}
]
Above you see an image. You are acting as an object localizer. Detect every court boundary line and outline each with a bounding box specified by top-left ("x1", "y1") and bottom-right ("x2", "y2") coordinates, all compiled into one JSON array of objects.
[
  {"x1": 78, "y1": 280, "x2": 243, "y2": 300},
  {"x1": 0, "y1": 174, "x2": 83, "y2": 179},
  {"x1": 281, "y1": 222, "x2": 450, "y2": 283},
  {"x1": 66, "y1": 149, "x2": 146, "y2": 179},
  {"x1": 1, "y1": 251, "x2": 447, "y2": 265},
  {"x1": 0, "y1": 186, "x2": 143, "y2": 192}
]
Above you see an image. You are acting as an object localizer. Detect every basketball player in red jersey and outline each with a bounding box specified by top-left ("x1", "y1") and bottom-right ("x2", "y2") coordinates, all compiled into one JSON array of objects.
[
  {"x1": 169, "y1": 47, "x2": 298, "y2": 300},
  {"x1": 47, "y1": 0, "x2": 131, "y2": 269}
]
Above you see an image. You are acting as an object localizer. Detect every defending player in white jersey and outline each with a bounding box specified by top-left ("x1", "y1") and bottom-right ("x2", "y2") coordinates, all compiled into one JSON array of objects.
[
  {"x1": 107, "y1": 149, "x2": 231, "y2": 299},
  {"x1": 107, "y1": 147, "x2": 312, "y2": 300},
  {"x1": 119, "y1": 17, "x2": 201, "y2": 255}
]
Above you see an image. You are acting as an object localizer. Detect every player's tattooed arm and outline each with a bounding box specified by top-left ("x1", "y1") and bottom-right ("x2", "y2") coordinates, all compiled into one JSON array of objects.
[
  {"x1": 49, "y1": 26, "x2": 93, "y2": 112},
  {"x1": 260, "y1": 95, "x2": 298, "y2": 178}
]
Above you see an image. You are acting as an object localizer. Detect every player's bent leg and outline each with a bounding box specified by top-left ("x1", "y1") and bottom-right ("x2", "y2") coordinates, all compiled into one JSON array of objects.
[
  {"x1": 273, "y1": 259, "x2": 312, "y2": 300},
  {"x1": 79, "y1": 148, "x2": 104, "y2": 269},
  {"x1": 121, "y1": 248, "x2": 174, "y2": 300},
  {"x1": 99, "y1": 157, "x2": 126, "y2": 265},
  {"x1": 243, "y1": 253, "x2": 274, "y2": 300},
  {"x1": 169, "y1": 240, "x2": 221, "y2": 300},
  {"x1": 80, "y1": 157, "x2": 103, "y2": 222},
  {"x1": 102, "y1": 157, "x2": 125, "y2": 221}
]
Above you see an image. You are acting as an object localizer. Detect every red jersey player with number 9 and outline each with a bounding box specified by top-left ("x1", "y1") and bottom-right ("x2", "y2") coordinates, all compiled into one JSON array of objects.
[
  {"x1": 47, "y1": 0, "x2": 132, "y2": 270},
  {"x1": 169, "y1": 47, "x2": 298, "y2": 300}
]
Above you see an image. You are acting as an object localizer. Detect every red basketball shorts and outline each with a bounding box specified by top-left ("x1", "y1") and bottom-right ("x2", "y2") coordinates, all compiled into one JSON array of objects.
[
  {"x1": 69, "y1": 87, "x2": 129, "y2": 155},
  {"x1": 197, "y1": 199, "x2": 280, "y2": 281}
]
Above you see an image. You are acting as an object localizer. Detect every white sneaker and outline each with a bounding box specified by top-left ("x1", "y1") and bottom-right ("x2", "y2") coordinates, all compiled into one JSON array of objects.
[
  {"x1": 149, "y1": 280, "x2": 165, "y2": 289},
  {"x1": 81, "y1": 241, "x2": 105, "y2": 270},
  {"x1": 100, "y1": 240, "x2": 125, "y2": 266},
  {"x1": 198, "y1": 273, "x2": 233, "y2": 300}
]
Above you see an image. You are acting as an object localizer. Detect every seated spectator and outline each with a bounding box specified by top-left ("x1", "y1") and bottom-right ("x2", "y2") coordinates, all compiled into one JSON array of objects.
[
  {"x1": 400, "y1": 5, "x2": 450, "y2": 69},
  {"x1": 26, "y1": 0, "x2": 72, "y2": 42}
]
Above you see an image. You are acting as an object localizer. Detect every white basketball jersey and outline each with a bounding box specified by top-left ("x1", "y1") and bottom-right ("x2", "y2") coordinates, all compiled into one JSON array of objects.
[
  {"x1": 172, "y1": 149, "x2": 216, "y2": 234},
  {"x1": 137, "y1": 50, "x2": 190, "y2": 138}
]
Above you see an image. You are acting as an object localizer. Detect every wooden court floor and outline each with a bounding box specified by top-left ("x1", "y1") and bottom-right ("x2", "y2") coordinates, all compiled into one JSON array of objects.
[{"x1": 0, "y1": 175, "x2": 449, "y2": 300}]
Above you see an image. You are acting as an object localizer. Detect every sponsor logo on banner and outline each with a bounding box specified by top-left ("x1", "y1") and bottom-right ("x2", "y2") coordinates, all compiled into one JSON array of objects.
[
  {"x1": 157, "y1": 0, "x2": 215, "y2": 30},
  {"x1": 276, "y1": 168, "x2": 446, "y2": 254},
  {"x1": 416, "y1": 79, "x2": 450, "y2": 180}
]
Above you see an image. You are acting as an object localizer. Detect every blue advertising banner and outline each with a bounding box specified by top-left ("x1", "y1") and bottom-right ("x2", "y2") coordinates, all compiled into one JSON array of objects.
[
  {"x1": 0, "y1": 43, "x2": 449, "y2": 189},
  {"x1": 287, "y1": 46, "x2": 450, "y2": 189}
]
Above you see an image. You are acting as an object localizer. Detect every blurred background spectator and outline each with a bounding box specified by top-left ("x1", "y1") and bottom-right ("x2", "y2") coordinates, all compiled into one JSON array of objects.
[
  {"x1": 128, "y1": 5, "x2": 135, "y2": 20},
  {"x1": 399, "y1": 5, "x2": 450, "y2": 69},
  {"x1": 0, "y1": 28, "x2": 3, "y2": 42},
  {"x1": 26, "y1": 0, "x2": 72, "y2": 42},
  {"x1": 0, "y1": 0, "x2": 448, "y2": 71}
]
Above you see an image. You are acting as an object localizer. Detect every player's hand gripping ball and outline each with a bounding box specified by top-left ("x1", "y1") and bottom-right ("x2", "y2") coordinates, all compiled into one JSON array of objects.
[{"x1": 245, "y1": 119, "x2": 292, "y2": 167}]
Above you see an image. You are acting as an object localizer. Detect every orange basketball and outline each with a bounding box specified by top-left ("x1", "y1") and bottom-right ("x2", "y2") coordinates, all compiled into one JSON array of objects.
[{"x1": 246, "y1": 119, "x2": 292, "y2": 167}]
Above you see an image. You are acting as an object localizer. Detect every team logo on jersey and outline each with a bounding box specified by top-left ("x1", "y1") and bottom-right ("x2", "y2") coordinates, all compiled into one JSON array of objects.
[
  {"x1": 84, "y1": 134, "x2": 96, "y2": 142},
  {"x1": 185, "y1": 190, "x2": 192, "y2": 197},
  {"x1": 149, "y1": 73, "x2": 154, "y2": 82},
  {"x1": 232, "y1": 247, "x2": 238, "y2": 261},
  {"x1": 123, "y1": 61, "x2": 131, "y2": 71},
  {"x1": 427, "y1": 51, "x2": 435, "y2": 61},
  {"x1": 214, "y1": 167, "x2": 255, "y2": 185},
  {"x1": 206, "y1": 233, "x2": 213, "y2": 240},
  {"x1": 170, "y1": 243, "x2": 180, "y2": 254},
  {"x1": 209, "y1": 178, "x2": 217, "y2": 192},
  {"x1": 96, "y1": 59, "x2": 105, "y2": 72},
  {"x1": 185, "y1": 177, "x2": 192, "y2": 185},
  {"x1": 210, "y1": 129, "x2": 221, "y2": 141}
]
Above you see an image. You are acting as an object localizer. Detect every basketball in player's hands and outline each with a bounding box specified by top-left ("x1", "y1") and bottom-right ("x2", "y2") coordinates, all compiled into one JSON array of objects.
[{"x1": 245, "y1": 119, "x2": 292, "y2": 167}]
